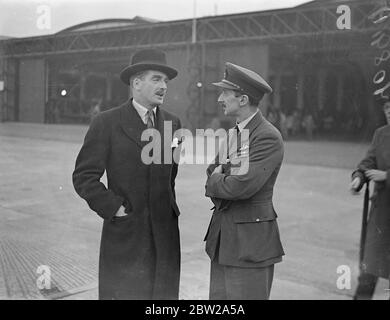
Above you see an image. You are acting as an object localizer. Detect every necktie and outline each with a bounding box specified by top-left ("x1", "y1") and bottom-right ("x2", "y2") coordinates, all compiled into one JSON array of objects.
[
  {"x1": 235, "y1": 125, "x2": 241, "y2": 155},
  {"x1": 146, "y1": 110, "x2": 154, "y2": 128},
  {"x1": 227, "y1": 125, "x2": 240, "y2": 161},
  {"x1": 145, "y1": 110, "x2": 155, "y2": 159}
]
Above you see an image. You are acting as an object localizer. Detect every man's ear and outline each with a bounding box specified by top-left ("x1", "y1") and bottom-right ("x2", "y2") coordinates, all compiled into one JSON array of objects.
[
  {"x1": 132, "y1": 77, "x2": 141, "y2": 91},
  {"x1": 239, "y1": 94, "x2": 249, "y2": 106}
]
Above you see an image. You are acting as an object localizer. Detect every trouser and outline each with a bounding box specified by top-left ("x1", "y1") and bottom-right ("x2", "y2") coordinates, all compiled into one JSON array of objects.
[
  {"x1": 209, "y1": 260, "x2": 274, "y2": 300},
  {"x1": 353, "y1": 272, "x2": 378, "y2": 300}
]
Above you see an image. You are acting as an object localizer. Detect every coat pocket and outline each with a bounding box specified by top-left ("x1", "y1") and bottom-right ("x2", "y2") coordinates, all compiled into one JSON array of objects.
[
  {"x1": 110, "y1": 198, "x2": 135, "y2": 222},
  {"x1": 233, "y1": 203, "x2": 283, "y2": 263},
  {"x1": 123, "y1": 198, "x2": 134, "y2": 214},
  {"x1": 232, "y1": 203, "x2": 277, "y2": 223},
  {"x1": 111, "y1": 210, "x2": 135, "y2": 222}
]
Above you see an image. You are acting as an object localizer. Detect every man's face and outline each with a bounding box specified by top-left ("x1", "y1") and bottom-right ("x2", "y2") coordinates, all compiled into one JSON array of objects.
[
  {"x1": 384, "y1": 102, "x2": 390, "y2": 124},
  {"x1": 133, "y1": 70, "x2": 169, "y2": 107},
  {"x1": 217, "y1": 89, "x2": 241, "y2": 116}
]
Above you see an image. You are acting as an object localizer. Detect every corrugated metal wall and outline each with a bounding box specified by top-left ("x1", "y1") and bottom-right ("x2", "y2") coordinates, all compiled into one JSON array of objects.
[{"x1": 18, "y1": 59, "x2": 46, "y2": 123}]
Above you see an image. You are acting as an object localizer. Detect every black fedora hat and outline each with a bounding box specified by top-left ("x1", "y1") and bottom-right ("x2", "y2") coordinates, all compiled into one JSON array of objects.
[{"x1": 120, "y1": 49, "x2": 178, "y2": 85}]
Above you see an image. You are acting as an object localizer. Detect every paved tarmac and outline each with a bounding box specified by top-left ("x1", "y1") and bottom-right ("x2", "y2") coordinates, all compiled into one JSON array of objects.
[{"x1": 0, "y1": 122, "x2": 388, "y2": 300}]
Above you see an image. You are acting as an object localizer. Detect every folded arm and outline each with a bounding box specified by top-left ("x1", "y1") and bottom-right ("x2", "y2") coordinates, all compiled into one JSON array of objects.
[{"x1": 205, "y1": 134, "x2": 283, "y2": 201}]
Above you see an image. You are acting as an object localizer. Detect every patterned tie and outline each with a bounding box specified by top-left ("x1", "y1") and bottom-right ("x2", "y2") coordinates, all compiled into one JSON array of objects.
[
  {"x1": 227, "y1": 125, "x2": 240, "y2": 161},
  {"x1": 146, "y1": 110, "x2": 154, "y2": 128},
  {"x1": 235, "y1": 125, "x2": 241, "y2": 155}
]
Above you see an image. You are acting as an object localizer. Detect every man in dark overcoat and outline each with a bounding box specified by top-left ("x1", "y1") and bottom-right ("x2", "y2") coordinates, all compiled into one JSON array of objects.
[
  {"x1": 350, "y1": 100, "x2": 390, "y2": 299},
  {"x1": 73, "y1": 49, "x2": 182, "y2": 300},
  {"x1": 204, "y1": 63, "x2": 285, "y2": 300}
]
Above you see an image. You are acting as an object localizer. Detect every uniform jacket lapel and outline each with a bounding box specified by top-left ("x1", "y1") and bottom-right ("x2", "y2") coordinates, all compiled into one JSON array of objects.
[
  {"x1": 243, "y1": 111, "x2": 264, "y2": 139},
  {"x1": 227, "y1": 111, "x2": 264, "y2": 159}
]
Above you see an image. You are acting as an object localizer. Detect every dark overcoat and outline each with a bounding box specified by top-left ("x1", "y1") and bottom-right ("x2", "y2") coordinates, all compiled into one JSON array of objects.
[
  {"x1": 73, "y1": 99, "x2": 181, "y2": 299},
  {"x1": 353, "y1": 124, "x2": 390, "y2": 278},
  {"x1": 204, "y1": 112, "x2": 285, "y2": 268}
]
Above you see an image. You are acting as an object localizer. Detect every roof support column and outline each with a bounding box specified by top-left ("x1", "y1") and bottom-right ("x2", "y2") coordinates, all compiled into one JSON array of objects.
[
  {"x1": 80, "y1": 74, "x2": 86, "y2": 101},
  {"x1": 336, "y1": 73, "x2": 344, "y2": 112},
  {"x1": 106, "y1": 73, "x2": 112, "y2": 102},
  {"x1": 297, "y1": 71, "x2": 304, "y2": 110},
  {"x1": 273, "y1": 74, "x2": 281, "y2": 110},
  {"x1": 318, "y1": 68, "x2": 326, "y2": 112}
]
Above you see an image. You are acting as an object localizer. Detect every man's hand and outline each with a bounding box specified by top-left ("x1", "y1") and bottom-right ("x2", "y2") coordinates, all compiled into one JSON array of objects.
[
  {"x1": 350, "y1": 177, "x2": 361, "y2": 195},
  {"x1": 365, "y1": 169, "x2": 387, "y2": 182},
  {"x1": 212, "y1": 165, "x2": 223, "y2": 175},
  {"x1": 115, "y1": 205, "x2": 127, "y2": 217}
]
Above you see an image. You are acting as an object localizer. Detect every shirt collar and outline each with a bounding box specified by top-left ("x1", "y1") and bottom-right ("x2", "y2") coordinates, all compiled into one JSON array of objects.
[
  {"x1": 132, "y1": 99, "x2": 157, "y2": 123},
  {"x1": 236, "y1": 110, "x2": 258, "y2": 133}
]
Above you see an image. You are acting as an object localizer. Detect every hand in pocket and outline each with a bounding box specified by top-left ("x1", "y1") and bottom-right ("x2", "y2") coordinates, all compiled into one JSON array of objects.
[{"x1": 115, "y1": 205, "x2": 127, "y2": 217}]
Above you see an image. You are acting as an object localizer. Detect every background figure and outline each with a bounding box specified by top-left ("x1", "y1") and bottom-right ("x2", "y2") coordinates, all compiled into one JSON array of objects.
[
  {"x1": 286, "y1": 109, "x2": 302, "y2": 137},
  {"x1": 90, "y1": 98, "x2": 102, "y2": 120},
  {"x1": 302, "y1": 111, "x2": 315, "y2": 140},
  {"x1": 266, "y1": 107, "x2": 277, "y2": 127},
  {"x1": 279, "y1": 109, "x2": 288, "y2": 140},
  {"x1": 267, "y1": 107, "x2": 287, "y2": 139},
  {"x1": 350, "y1": 100, "x2": 390, "y2": 299},
  {"x1": 73, "y1": 49, "x2": 182, "y2": 300}
]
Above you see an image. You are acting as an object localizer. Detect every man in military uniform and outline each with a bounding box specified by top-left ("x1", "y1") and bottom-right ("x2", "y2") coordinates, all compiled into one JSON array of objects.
[{"x1": 204, "y1": 62, "x2": 285, "y2": 300}]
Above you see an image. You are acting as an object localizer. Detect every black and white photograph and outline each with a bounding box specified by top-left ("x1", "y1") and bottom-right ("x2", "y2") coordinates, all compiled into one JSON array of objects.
[{"x1": 0, "y1": 0, "x2": 390, "y2": 306}]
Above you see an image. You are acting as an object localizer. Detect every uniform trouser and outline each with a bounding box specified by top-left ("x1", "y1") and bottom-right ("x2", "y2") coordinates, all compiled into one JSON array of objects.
[
  {"x1": 209, "y1": 260, "x2": 274, "y2": 300},
  {"x1": 353, "y1": 272, "x2": 390, "y2": 300},
  {"x1": 353, "y1": 272, "x2": 378, "y2": 300}
]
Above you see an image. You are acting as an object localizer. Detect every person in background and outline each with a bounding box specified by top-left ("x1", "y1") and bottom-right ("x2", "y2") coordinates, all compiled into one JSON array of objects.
[
  {"x1": 350, "y1": 100, "x2": 390, "y2": 299},
  {"x1": 90, "y1": 98, "x2": 102, "y2": 120},
  {"x1": 302, "y1": 111, "x2": 315, "y2": 140}
]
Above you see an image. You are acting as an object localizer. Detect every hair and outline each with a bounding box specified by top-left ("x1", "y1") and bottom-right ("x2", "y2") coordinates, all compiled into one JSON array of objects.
[
  {"x1": 129, "y1": 70, "x2": 149, "y2": 89},
  {"x1": 233, "y1": 90, "x2": 262, "y2": 107}
]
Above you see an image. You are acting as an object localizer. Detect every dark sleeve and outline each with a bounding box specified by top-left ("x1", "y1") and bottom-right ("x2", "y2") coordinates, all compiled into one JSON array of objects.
[
  {"x1": 351, "y1": 170, "x2": 366, "y2": 192},
  {"x1": 72, "y1": 114, "x2": 124, "y2": 220},
  {"x1": 206, "y1": 134, "x2": 229, "y2": 177},
  {"x1": 383, "y1": 132, "x2": 390, "y2": 192},
  {"x1": 205, "y1": 133, "x2": 233, "y2": 210},
  {"x1": 205, "y1": 133, "x2": 283, "y2": 201},
  {"x1": 351, "y1": 129, "x2": 379, "y2": 191},
  {"x1": 206, "y1": 157, "x2": 219, "y2": 178},
  {"x1": 205, "y1": 154, "x2": 224, "y2": 210}
]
